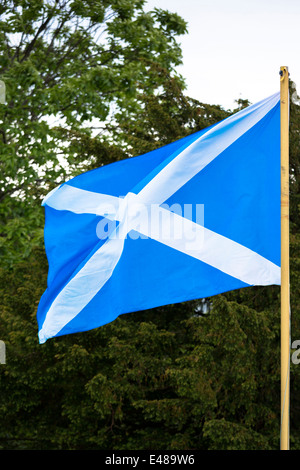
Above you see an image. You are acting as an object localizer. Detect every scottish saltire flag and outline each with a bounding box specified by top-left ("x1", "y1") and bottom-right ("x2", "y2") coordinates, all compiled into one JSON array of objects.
[{"x1": 37, "y1": 93, "x2": 281, "y2": 343}]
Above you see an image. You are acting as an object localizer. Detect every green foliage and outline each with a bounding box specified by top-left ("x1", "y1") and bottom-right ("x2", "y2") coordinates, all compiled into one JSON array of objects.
[
  {"x1": 0, "y1": 250, "x2": 288, "y2": 450},
  {"x1": 0, "y1": 0, "x2": 299, "y2": 451},
  {"x1": 0, "y1": 0, "x2": 187, "y2": 266},
  {"x1": 115, "y1": 65, "x2": 231, "y2": 155}
]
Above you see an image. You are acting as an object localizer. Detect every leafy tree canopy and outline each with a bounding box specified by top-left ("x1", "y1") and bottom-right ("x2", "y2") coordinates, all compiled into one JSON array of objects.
[
  {"x1": 0, "y1": 0, "x2": 300, "y2": 452},
  {"x1": 0, "y1": 0, "x2": 187, "y2": 265}
]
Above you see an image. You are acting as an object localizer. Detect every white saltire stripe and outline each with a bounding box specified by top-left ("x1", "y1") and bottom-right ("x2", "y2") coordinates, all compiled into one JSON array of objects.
[
  {"x1": 127, "y1": 195, "x2": 280, "y2": 286},
  {"x1": 39, "y1": 94, "x2": 280, "y2": 342},
  {"x1": 39, "y1": 191, "x2": 280, "y2": 343},
  {"x1": 44, "y1": 189, "x2": 280, "y2": 286},
  {"x1": 39, "y1": 195, "x2": 129, "y2": 344},
  {"x1": 137, "y1": 92, "x2": 280, "y2": 205},
  {"x1": 42, "y1": 183, "x2": 121, "y2": 219},
  {"x1": 38, "y1": 236, "x2": 125, "y2": 344}
]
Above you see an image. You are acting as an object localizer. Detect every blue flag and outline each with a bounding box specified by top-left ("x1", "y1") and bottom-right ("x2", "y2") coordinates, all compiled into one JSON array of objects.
[{"x1": 37, "y1": 93, "x2": 281, "y2": 343}]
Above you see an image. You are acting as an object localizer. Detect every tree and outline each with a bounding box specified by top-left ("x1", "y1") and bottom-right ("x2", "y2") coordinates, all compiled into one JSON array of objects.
[
  {"x1": 0, "y1": 0, "x2": 187, "y2": 266},
  {"x1": 0, "y1": 0, "x2": 300, "y2": 451},
  {"x1": 0, "y1": 77, "x2": 299, "y2": 449}
]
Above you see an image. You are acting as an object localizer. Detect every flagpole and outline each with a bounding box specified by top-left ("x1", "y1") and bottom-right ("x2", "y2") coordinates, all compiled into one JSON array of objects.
[{"x1": 280, "y1": 65, "x2": 290, "y2": 451}]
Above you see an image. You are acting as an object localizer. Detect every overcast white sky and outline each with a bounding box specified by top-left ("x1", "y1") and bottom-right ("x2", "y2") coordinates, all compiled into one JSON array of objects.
[{"x1": 146, "y1": 0, "x2": 300, "y2": 110}]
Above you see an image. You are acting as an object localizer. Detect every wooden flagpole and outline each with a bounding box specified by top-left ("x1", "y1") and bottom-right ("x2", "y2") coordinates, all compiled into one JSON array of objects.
[{"x1": 280, "y1": 65, "x2": 290, "y2": 451}]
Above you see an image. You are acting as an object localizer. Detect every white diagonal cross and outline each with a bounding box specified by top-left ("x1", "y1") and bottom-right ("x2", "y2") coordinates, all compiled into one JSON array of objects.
[{"x1": 38, "y1": 93, "x2": 280, "y2": 343}]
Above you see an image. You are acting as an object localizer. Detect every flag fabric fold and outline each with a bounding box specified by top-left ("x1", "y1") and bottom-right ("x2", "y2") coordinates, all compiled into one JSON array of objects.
[{"x1": 37, "y1": 92, "x2": 281, "y2": 343}]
